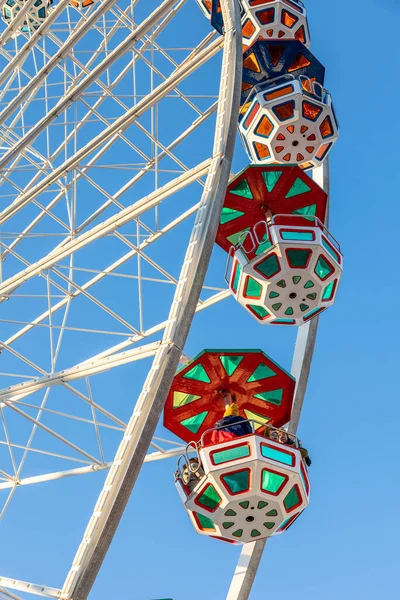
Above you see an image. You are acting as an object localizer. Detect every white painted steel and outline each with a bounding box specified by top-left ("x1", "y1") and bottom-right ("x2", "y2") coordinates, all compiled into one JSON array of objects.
[
  {"x1": 226, "y1": 160, "x2": 330, "y2": 600},
  {"x1": 0, "y1": 0, "x2": 242, "y2": 597}
]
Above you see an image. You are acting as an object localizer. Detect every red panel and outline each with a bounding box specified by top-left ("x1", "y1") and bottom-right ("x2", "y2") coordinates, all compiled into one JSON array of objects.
[
  {"x1": 163, "y1": 349, "x2": 295, "y2": 443},
  {"x1": 216, "y1": 165, "x2": 327, "y2": 259}
]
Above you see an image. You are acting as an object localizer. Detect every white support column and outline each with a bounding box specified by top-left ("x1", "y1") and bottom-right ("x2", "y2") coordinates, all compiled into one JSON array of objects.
[{"x1": 225, "y1": 161, "x2": 330, "y2": 600}]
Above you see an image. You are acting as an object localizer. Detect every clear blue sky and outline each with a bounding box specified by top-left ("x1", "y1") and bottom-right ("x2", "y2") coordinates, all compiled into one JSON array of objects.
[{"x1": 1, "y1": 0, "x2": 399, "y2": 599}]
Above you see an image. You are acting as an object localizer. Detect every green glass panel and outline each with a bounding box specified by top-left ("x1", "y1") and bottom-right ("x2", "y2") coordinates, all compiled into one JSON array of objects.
[
  {"x1": 220, "y1": 355, "x2": 243, "y2": 376},
  {"x1": 223, "y1": 522, "x2": 235, "y2": 529},
  {"x1": 303, "y1": 307, "x2": 323, "y2": 320},
  {"x1": 266, "y1": 509, "x2": 278, "y2": 517},
  {"x1": 315, "y1": 256, "x2": 333, "y2": 280},
  {"x1": 286, "y1": 249, "x2": 311, "y2": 268},
  {"x1": 239, "y1": 501, "x2": 249, "y2": 509},
  {"x1": 285, "y1": 177, "x2": 311, "y2": 199},
  {"x1": 277, "y1": 279, "x2": 286, "y2": 288},
  {"x1": 227, "y1": 228, "x2": 251, "y2": 247},
  {"x1": 249, "y1": 305, "x2": 270, "y2": 319},
  {"x1": 231, "y1": 179, "x2": 253, "y2": 199},
  {"x1": 269, "y1": 291, "x2": 280, "y2": 298},
  {"x1": 233, "y1": 262, "x2": 242, "y2": 292},
  {"x1": 183, "y1": 364, "x2": 210, "y2": 383},
  {"x1": 263, "y1": 522, "x2": 275, "y2": 530},
  {"x1": 197, "y1": 484, "x2": 221, "y2": 510},
  {"x1": 222, "y1": 470, "x2": 250, "y2": 493},
  {"x1": 284, "y1": 485, "x2": 301, "y2": 511},
  {"x1": 257, "y1": 501, "x2": 268, "y2": 509},
  {"x1": 196, "y1": 512, "x2": 215, "y2": 531},
  {"x1": 292, "y1": 276, "x2": 301, "y2": 284},
  {"x1": 180, "y1": 411, "x2": 208, "y2": 433},
  {"x1": 251, "y1": 529, "x2": 261, "y2": 537},
  {"x1": 273, "y1": 319, "x2": 296, "y2": 324},
  {"x1": 255, "y1": 233, "x2": 272, "y2": 255},
  {"x1": 212, "y1": 445, "x2": 251, "y2": 465},
  {"x1": 261, "y1": 469, "x2": 286, "y2": 493},
  {"x1": 262, "y1": 170, "x2": 282, "y2": 192},
  {"x1": 285, "y1": 307, "x2": 294, "y2": 316},
  {"x1": 306, "y1": 293, "x2": 317, "y2": 300},
  {"x1": 225, "y1": 509, "x2": 237, "y2": 516},
  {"x1": 261, "y1": 445, "x2": 293, "y2": 466},
  {"x1": 322, "y1": 280, "x2": 335, "y2": 300},
  {"x1": 247, "y1": 363, "x2": 276, "y2": 383},
  {"x1": 292, "y1": 204, "x2": 316, "y2": 217},
  {"x1": 278, "y1": 517, "x2": 291, "y2": 530},
  {"x1": 173, "y1": 391, "x2": 202, "y2": 408},
  {"x1": 256, "y1": 254, "x2": 280, "y2": 278},
  {"x1": 232, "y1": 529, "x2": 243, "y2": 538},
  {"x1": 245, "y1": 277, "x2": 262, "y2": 298},
  {"x1": 300, "y1": 303, "x2": 309, "y2": 312},
  {"x1": 254, "y1": 389, "x2": 283, "y2": 406},
  {"x1": 281, "y1": 231, "x2": 314, "y2": 241},
  {"x1": 322, "y1": 238, "x2": 340, "y2": 262},
  {"x1": 304, "y1": 280, "x2": 314, "y2": 288},
  {"x1": 272, "y1": 303, "x2": 282, "y2": 311},
  {"x1": 220, "y1": 207, "x2": 245, "y2": 225}
]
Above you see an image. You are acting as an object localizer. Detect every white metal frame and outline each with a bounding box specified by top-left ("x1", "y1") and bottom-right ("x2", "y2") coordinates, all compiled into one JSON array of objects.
[{"x1": 0, "y1": 0, "x2": 242, "y2": 597}]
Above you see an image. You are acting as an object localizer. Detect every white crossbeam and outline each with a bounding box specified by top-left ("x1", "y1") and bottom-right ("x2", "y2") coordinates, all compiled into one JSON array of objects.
[
  {"x1": 0, "y1": 578, "x2": 61, "y2": 599},
  {"x1": 0, "y1": 36, "x2": 221, "y2": 226},
  {"x1": 0, "y1": 342, "x2": 161, "y2": 407},
  {"x1": 0, "y1": 159, "x2": 210, "y2": 299}
]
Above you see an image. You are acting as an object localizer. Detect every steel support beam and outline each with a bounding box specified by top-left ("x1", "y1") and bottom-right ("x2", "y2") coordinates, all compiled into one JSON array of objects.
[
  {"x1": 58, "y1": 0, "x2": 242, "y2": 596},
  {"x1": 0, "y1": 160, "x2": 211, "y2": 299},
  {"x1": 225, "y1": 161, "x2": 330, "y2": 600}
]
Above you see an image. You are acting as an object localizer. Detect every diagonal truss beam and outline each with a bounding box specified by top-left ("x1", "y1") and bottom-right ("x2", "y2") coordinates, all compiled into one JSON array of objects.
[
  {"x1": 0, "y1": 35, "x2": 222, "y2": 226},
  {"x1": 0, "y1": 0, "x2": 182, "y2": 167},
  {"x1": 0, "y1": 342, "x2": 161, "y2": 407},
  {"x1": 0, "y1": 159, "x2": 210, "y2": 299}
]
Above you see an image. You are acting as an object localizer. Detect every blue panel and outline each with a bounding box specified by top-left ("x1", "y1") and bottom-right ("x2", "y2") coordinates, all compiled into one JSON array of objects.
[{"x1": 241, "y1": 40, "x2": 325, "y2": 108}]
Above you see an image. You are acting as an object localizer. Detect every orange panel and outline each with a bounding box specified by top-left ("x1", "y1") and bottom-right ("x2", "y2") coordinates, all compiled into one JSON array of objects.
[
  {"x1": 288, "y1": 53, "x2": 311, "y2": 72},
  {"x1": 276, "y1": 133, "x2": 286, "y2": 140},
  {"x1": 320, "y1": 116, "x2": 334, "y2": 138},
  {"x1": 243, "y1": 52, "x2": 261, "y2": 73},
  {"x1": 241, "y1": 81, "x2": 253, "y2": 92},
  {"x1": 255, "y1": 115, "x2": 274, "y2": 137},
  {"x1": 315, "y1": 143, "x2": 331, "y2": 160},
  {"x1": 301, "y1": 77, "x2": 316, "y2": 92},
  {"x1": 256, "y1": 8, "x2": 275, "y2": 25},
  {"x1": 294, "y1": 25, "x2": 306, "y2": 43},
  {"x1": 265, "y1": 84, "x2": 294, "y2": 101},
  {"x1": 281, "y1": 9, "x2": 298, "y2": 28},
  {"x1": 268, "y1": 44, "x2": 285, "y2": 67},
  {"x1": 300, "y1": 125, "x2": 308, "y2": 133},
  {"x1": 287, "y1": 125, "x2": 295, "y2": 133},
  {"x1": 297, "y1": 153, "x2": 304, "y2": 161},
  {"x1": 275, "y1": 146, "x2": 284, "y2": 153},
  {"x1": 242, "y1": 18, "x2": 256, "y2": 39},
  {"x1": 305, "y1": 146, "x2": 315, "y2": 153},
  {"x1": 302, "y1": 101, "x2": 322, "y2": 121},
  {"x1": 273, "y1": 101, "x2": 294, "y2": 121},
  {"x1": 283, "y1": 153, "x2": 291, "y2": 161},
  {"x1": 254, "y1": 142, "x2": 271, "y2": 159},
  {"x1": 244, "y1": 101, "x2": 260, "y2": 129}
]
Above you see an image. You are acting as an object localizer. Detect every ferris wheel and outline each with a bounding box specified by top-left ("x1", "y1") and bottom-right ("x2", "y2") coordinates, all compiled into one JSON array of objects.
[{"x1": 0, "y1": 0, "x2": 340, "y2": 599}]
